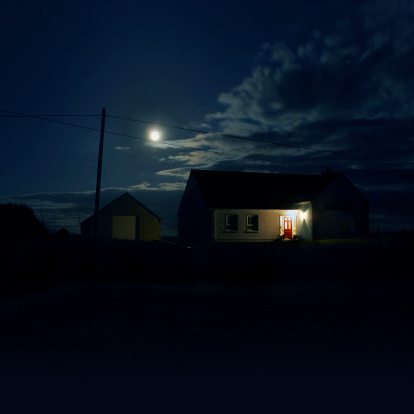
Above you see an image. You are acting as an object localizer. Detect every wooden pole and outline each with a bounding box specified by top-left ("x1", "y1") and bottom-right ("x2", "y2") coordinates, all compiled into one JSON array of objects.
[{"x1": 93, "y1": 107, "x2": 106, "y2": 243}]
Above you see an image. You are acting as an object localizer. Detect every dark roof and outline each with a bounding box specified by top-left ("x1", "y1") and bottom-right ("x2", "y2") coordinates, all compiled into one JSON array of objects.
[
  {"x1": 80, "y1": 192, "x2": 162, "y2": 224},
  {"x1": 190, "y1": 169, "x2": 341, "y2": 209}
]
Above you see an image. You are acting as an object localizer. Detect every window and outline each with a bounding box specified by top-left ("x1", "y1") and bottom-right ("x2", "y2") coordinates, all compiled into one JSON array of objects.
[
  {"x1": 246, "y1": 215, "x2": 259, "y2": 232},
  {"x1": 225, "y1": 214, "x2": 238, "y2": 232}
]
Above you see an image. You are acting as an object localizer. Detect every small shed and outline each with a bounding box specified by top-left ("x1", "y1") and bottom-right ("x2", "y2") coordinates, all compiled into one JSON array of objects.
[{"x1": 80, "y1": 192, "x2": 163, "y2": 241}]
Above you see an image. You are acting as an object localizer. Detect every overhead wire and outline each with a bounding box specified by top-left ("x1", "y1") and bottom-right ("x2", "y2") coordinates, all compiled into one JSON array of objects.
[
  {"x1": 0, "y1": 109, "x2": 297, "y2": 165},
  {"x1": 1, "y1": 109, "x2": 413, "y2": 166},
  {"x1": 0, "y1": 114, "x2": 101, "y2": 117},
  {"x1": 107, "y1": 114, "x2": 414, "y2": 166},
  {"x1": 0, "y1": 109, "x2": 103, "y2": 133}
]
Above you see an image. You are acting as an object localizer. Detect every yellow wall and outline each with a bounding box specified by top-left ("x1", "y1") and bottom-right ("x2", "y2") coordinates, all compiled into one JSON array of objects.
[
  {"x1": 112, "y1": 216, "x2": 136, "y2": 240},
  {"x1": 97, "y1": 194, "x2": 162, "y2": 241},
  {"x1": 138, "y1": 214, "x2": 162, "y2": 241}
]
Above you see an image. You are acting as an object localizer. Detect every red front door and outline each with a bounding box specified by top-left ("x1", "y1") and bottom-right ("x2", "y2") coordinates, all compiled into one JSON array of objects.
[{"x1": 284, "y1": 217, "x2": 293, "y2": 239}]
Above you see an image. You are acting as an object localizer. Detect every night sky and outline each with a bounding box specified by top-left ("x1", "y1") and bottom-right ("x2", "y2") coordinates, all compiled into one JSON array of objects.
[{"x1": 1, "y1": 0, "x2": 413, "y2": 236}]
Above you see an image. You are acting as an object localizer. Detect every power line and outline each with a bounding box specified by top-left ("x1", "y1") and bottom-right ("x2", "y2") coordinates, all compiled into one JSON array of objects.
[
  {"x1": 0, "y1": 109, "x2": 297, "y2": 165},
  {"x1": 0, "y1": 111, "x2": 101, "y2": 117},
  {"x1": 1, "y1": 109, "x2": 413, "y2": 166},
  {"x1": 91, "y1": 127, "x2": 302, "y2": 166},
  {"x1": 107, "y1": 114, "x2": 414, "y2": 166},
  {"x1": 0, "y1": 109, "x2": 103, "y2": 132}
]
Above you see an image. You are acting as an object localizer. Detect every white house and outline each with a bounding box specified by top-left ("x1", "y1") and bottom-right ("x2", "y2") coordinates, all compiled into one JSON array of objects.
[{"x1": 177, "y1": 169, "x2": 369, "y2": 243}]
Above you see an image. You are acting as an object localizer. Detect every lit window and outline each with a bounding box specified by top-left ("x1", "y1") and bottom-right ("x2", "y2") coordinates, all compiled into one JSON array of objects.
[
  {"x1": 246, "y1": 215, "x2": 259, "y2": 232},
  {"x1": 225, "y1": 214, "x2": 238, "y2": 232}
]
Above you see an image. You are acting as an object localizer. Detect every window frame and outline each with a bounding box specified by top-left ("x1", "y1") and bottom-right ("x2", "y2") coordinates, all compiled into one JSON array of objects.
[
  {"x1": 246, "y1": 214, "x2": 259, "y2": 232},
  {"x1": 225, "y1": 214, "x2": 238, "y2": 232}
]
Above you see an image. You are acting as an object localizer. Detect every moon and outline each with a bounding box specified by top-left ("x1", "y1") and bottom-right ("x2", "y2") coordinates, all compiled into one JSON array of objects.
[{"x1": 150, "y1": 131, "x2": 160, "y2": 141}]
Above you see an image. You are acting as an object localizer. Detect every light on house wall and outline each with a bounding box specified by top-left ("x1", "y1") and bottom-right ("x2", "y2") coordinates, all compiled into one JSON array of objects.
[
  {"x1": 285, "y1": 210, "x2": 298, "y2": 216},
  {"x1": 301, "y1": 210, "x2": 307, "y2": 220}
]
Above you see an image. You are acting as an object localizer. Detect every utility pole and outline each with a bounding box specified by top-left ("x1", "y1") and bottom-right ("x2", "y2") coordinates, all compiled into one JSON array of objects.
[{"x1": 92, "y1": 107, "x2": 106, "y2": 243}]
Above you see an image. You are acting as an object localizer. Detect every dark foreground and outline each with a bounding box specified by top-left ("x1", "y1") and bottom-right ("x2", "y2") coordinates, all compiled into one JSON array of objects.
[{"x1": 1, "y1": 235, "x2": 414, "y2": 412}]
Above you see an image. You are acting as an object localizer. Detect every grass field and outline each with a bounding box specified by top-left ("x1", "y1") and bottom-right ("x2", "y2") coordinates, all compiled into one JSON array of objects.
[{"x1": 1, "y1": 235, "x2": 413, "y2": 410}]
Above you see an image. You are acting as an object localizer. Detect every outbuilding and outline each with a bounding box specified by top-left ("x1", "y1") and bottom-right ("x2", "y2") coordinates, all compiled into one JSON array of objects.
[{"x1": 80, "y1": 192, "x2": 163, "y2": 241}]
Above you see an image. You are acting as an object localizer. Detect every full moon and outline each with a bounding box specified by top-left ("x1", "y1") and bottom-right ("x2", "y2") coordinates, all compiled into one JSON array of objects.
[{"x1": 150, "y1": 131, "x2": 160, "y2": 141}]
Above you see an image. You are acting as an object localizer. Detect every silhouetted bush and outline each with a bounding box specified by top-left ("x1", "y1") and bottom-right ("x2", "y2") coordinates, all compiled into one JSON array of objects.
[
  {"x1": 57, "y1": 227, "x2": 70, "y2": 237},
  {"x1": 0, "y1": 203, "x2": 48, "y2": 239}
]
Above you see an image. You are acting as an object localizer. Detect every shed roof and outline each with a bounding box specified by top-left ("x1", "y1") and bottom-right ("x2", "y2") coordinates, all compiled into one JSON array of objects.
[
  {"x1": 190, "y1": 169, "x2": 342, "y2": 209},
  {"x1": 81, "y1": 192, "x2": 163, "y2": 224}
]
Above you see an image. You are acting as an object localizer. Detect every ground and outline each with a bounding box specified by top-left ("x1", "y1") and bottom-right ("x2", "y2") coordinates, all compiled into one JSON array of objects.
[{"x1": 1, "y1": 234, "x2": 413, "y2": 411}]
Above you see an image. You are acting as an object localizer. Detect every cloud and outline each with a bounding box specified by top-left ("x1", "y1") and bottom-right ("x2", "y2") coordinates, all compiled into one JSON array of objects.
[
  {"x1": 152, "y1": 131, "x2": 260, "y2": 172},
  {"x1": 213, "y1": 2, "x2": 413, "y2": 128},
  {"x1": 156, "y1": 0, "x2": 414, "y2": 176},
  {"x1": 130, "y1": 181, "x2": 186, "y2": 191},
  {"x1": 114, "y1": 145, "x2": 131, "y2": 151},
  {"x1": 156, "y1": 168, "x2": 192, "y2": 179}
]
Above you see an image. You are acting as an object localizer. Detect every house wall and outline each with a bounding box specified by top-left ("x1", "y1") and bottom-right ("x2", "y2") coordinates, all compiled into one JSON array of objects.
[
  {"x1": 112, "y1": 216, "x2": 136, "y2": 240},
  {"x1": 296, "y1": 202, "x2": 313, "y2": 240},
  {"x1": 312, "y1": 174, "x2": 369, "y2": 239},
  {"x1": 93, "y1": 195, "x2": 161, "y2": 241},
  {"x1": 138, "y1": 213, "x2": 162, "y2": 241},
  {"x1": 213, "y1": 209, "x2": 292, "y2": 241},
  {"x1": 178, "y1": 171, "x2": 369, "y2": 243},
  {"x1": 80, "y1": 219, "x2": 93, "y2": 238},
  {"x1": 178, "y1": 175, "x2": 212, "y2": 242}
]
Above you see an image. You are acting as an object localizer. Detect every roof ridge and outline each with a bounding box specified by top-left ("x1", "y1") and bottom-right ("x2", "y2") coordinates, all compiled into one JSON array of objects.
[
  {"x1": 189, "y1": 169, "x2": 344, "y2": 209},
  {"x1": 81, "y1": 192, "x2": 163, "y2": 223}
]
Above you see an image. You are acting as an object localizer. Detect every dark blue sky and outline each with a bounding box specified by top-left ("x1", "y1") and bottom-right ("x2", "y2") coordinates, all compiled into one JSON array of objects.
[{"x1": 1, "y1": 0, "x2": 413, "y2": 235}]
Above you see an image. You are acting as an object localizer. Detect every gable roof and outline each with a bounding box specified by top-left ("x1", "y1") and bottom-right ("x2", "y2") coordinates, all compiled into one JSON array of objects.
[
  {"x1": 81, "y1": 192, "x2": 162, "y2": 224},
  {"x1": 189, "y1": 169, "x2": 342, "y2": 209}
]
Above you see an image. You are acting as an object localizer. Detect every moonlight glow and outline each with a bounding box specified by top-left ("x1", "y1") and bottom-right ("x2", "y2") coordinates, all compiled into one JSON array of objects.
[{"x1": 150, "y1": 131, "x2": 160, "y2": 141}]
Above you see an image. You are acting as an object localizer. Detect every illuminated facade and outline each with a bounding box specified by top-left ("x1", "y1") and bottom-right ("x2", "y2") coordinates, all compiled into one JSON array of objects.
[{"x1": 178, "y1": 169, "x2": 369, "y2": 243}]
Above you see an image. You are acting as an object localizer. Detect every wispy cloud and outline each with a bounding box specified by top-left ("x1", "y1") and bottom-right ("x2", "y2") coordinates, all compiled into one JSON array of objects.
[
  {"x1": 130, "y1": 181, "x2": 186, "y2": 191},
  {"x1": 156, "y1": 168, "x2": 192, "y2": 180},
  {"x1": 114, "y1": 145, "x2": 131, "y2": 151}
]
